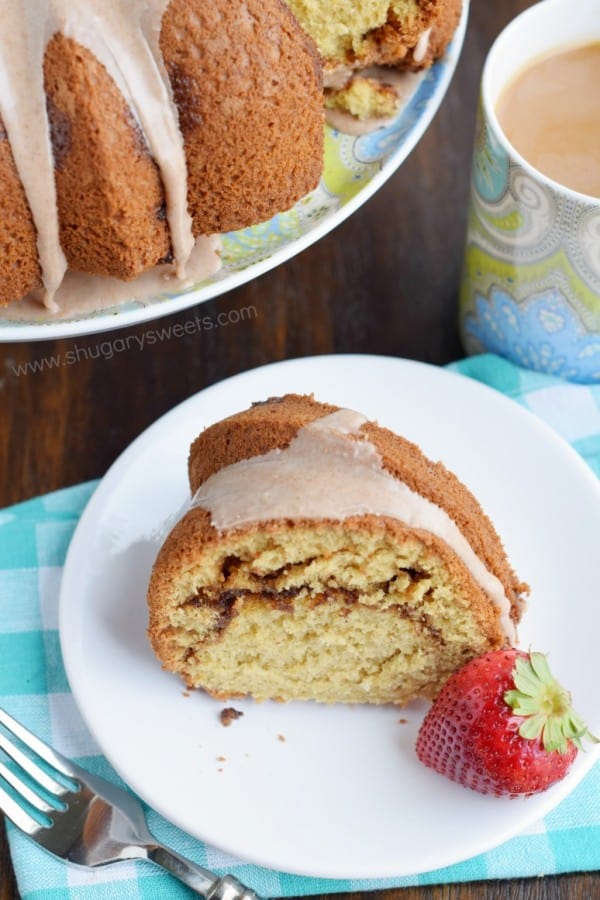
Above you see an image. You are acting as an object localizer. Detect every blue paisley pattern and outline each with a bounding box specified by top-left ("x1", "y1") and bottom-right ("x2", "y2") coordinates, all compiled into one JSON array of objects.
[
  {"x1": 353, "y1": 66, "x2": 443, "y2": 163},
  {"x1": 464, "y1": 287, "x2": 600, "y2": 383}
]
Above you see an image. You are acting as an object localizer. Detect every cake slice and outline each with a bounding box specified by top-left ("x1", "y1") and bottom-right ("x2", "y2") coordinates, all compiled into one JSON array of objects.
[{"x1": 147, "y1": 395, "x2": 527, "y2": 706}]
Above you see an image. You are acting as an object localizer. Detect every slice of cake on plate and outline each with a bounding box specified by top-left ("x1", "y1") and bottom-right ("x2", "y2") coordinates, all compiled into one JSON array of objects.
[{"x1": 147, "y1": 394, "x2": 527, "y2": 706}]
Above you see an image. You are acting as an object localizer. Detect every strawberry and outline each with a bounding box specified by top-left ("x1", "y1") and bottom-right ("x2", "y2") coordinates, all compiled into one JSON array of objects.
[{"x1": 415, "y1": 649, "x2": 597, "y2": 797}]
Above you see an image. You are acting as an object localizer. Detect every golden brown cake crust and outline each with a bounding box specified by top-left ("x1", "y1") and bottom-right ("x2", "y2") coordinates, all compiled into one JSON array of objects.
[
  {"x1": 160, "y1": 0, "x2": 324, "y2": 236},
  {"x1": 43, "y1": 33, "x2": 172, "y2": 282},
  {"x1": 414, "y1": 0, "x2": 463, "y2": 69},
  {"x1": 0, "y1": 120, "x2": 41, "y2": 307},
  {"x1": 188, "y1": 393, "x2": 527, "y2": 623}
]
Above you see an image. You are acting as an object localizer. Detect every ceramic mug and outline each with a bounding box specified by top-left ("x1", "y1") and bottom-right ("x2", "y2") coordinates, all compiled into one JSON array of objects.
[{"x1": 459, "y1": 0, "x2": 600, "y2": 383}]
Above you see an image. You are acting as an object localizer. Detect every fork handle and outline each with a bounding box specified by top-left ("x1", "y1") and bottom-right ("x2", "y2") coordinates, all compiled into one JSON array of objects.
[{"x1": 148, "y1": 845, "x2": 262, "y2": 900}]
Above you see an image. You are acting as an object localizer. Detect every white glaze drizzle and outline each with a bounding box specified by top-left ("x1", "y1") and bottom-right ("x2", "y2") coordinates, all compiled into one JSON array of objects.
[
  {"x1": 191, "y1": 409, "x2": 517, "y2": 642},
  {"x1": 413, "y1": 27, "x2": 432, "y2": 64},
  {"x1": 0, "y1": 0, "x2": 195, "y2": 308},
  {"x1": 0, "y1": 234, "x2": 221, "y2": 323}
]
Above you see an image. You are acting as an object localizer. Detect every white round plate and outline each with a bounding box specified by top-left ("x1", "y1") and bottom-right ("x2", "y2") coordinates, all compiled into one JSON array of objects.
[
  {"x1": 59, "y1": 354, "x2": 600, "y2": 879},
  {"x1": 1, "y1": 3, "x2": 468, "y2": 343}
]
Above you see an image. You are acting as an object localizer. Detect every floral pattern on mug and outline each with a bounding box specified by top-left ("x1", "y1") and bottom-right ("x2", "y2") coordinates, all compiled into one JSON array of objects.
[
  {"x1": 460, "y1": 104, "x2": 600, "y2": 384},
  {"x1": 463, "y1": 286, "x2": 600, "y2": 382}
]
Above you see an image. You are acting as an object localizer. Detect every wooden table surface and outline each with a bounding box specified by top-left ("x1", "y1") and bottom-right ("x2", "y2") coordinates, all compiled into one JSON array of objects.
[{"x1": 1, "y1": 2, "x2": 598, "y2": 898}]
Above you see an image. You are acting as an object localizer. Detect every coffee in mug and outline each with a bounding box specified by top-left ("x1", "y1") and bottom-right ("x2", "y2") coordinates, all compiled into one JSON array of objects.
[
  {"x1": 459, "y1": 0, "x2": 600, "y2": 383},
  {"x1": 496, "y1": 42, "x2": 600, "y2": 198}
]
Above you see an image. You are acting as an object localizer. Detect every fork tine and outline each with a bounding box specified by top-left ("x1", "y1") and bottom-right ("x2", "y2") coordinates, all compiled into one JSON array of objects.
[
  {"x1": 0, "y1": 732, "x2": 70, "y2": 798},
  {"x1": 0, "y1": 708, "x2": 76, "y2": 780},
  {"x1": 0, "y1": 759, "x2": 57, "y2": 814},
  {"x1": 0, "y1": 781, "x2": 40, "y2": 836},
  {"x1": 0, "y1": 710, "x2": 77, "y2": 797}
]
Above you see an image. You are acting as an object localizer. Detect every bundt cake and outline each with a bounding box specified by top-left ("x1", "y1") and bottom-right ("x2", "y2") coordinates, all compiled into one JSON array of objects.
[
  {"x1": 147, "y1": 394, "x2": 527, "y2": 706},
  {"x1": 285, "y1": 0, "x2": 464, "y2": 122},
  {"x1": 0, "y1": 0, "x2": 324, "y2": 310}
]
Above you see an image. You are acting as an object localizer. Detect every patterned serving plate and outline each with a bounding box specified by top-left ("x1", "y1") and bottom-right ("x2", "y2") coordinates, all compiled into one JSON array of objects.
[{"x1": 0, "y1": 2, "x2": 468, "y2": 342}]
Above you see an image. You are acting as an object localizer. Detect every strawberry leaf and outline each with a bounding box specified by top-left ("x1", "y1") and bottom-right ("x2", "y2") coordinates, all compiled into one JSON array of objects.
[
  {"x1": 518, "y1": 712, "x2": 546, "y2": 741},
  {"x1": 545, "y1": 715, "x2": 568, "y2": 754},
  {"x1": 505, "y1": 689, "x2": 541, "y2": 716},
  {"x1": 530, "y1": 651, "x2": 553, "y2": 683},
  {"x1": 505, "y1": 652, "x2": 598, "y2": 755},
  {"x1": 512, "y1": 657, "x2": 543, "y2": 694}
]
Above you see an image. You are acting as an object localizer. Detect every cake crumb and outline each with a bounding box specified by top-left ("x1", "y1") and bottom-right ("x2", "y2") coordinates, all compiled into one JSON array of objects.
[
  {"x1": 219, "y1": 707, "x2": 244, "y2": 727},
  {"x1": 182, "y1": 691, "x2": 190, "y2": 698},
  {"x1": 277, "y1": 734, "x2": 286, "y2": 742},
  {"x1": 216, "y1": 755, "x2": 226, "y2": 762},
  {"x1": 398, "y1": 718, "x2": 408, "y2": 724}
]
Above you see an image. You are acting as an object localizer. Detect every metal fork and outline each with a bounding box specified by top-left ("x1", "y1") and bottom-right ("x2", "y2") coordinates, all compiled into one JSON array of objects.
[{"x1": 0, "y1": 707, "x2": 261, "y2": 899}]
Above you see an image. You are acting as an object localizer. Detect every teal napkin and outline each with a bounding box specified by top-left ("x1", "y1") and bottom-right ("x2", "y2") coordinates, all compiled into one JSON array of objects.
[{"x1": 1, "y1": 354, "x2": 599, "y2": 898}]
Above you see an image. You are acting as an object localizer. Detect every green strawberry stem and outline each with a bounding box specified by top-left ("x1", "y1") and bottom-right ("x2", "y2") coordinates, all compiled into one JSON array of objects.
[{"x1": 504, "y1": 652, "x2": 599, "y2": 754}]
